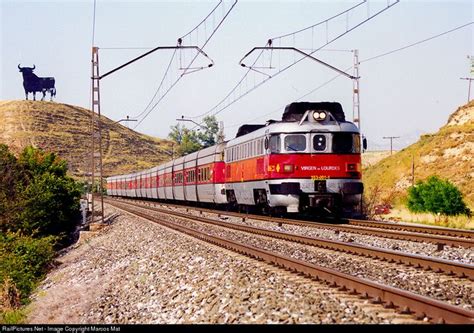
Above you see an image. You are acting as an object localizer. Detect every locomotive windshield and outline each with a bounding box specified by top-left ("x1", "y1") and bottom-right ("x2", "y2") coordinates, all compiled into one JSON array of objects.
[
  {"x1": 284, "y1": 135, "x2": 306, "y2": 152},
  {"x1": 332, "y1": 133, "x2": 361, "y2": 154},
  {"x1": 268, "y1": 132, "x2": 360, "y2": 154}
]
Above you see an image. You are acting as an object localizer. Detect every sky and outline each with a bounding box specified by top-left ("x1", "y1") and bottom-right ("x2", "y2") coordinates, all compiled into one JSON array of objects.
[{"x1": 1, "y1": 0, "x2": 473, "y2": 151}]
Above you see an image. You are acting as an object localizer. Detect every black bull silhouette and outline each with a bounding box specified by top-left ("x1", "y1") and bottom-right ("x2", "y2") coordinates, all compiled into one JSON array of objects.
[{"x1": 18, "y1": 64, "x2": 56, "y2": 101}]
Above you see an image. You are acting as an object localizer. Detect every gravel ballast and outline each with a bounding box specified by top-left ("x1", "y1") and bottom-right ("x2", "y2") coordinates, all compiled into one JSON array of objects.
[
  {"x1": 124, "y1": 202, "x2": 473, "y2": 311},
  {"x1": 26, "y1": 204, "x2": 418, "y2": 324},
  {"x1": 156, "y1": 203, "x2": 473, "y2": 265}
]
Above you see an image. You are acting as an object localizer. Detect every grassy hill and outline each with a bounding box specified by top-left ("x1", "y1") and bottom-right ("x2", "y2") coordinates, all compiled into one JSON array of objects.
[
  {"x1": 363, "y1": 100, "x2": 474, "y2": 207},
  {"x1": 0, "y1": 100, "x2": 173, "y2": 177}
]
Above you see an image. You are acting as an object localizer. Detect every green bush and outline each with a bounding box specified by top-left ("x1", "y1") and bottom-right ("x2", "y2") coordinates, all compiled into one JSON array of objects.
[
  {"x1": 0, "y1": 232, "x2": 56, "y2": 303},
  {"x1": 16, "y1": 172, "x2": 81, "y2": 239},
  {"x1": 0, "y1": 144, "x2": 81, "y2": 313},
  {"x1": 407, "y1": 176, "x2": 470, "y2": 217},
  {"x1": 0, "y1": 144, "x2": 81, "y2": 242}
]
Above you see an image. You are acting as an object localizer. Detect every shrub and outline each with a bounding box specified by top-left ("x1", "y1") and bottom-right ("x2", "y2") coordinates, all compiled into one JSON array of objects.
[
  {"x1": 0, "y1": 232, "x2": 56, "y2": 303},
  {"x1": 16, "y1": 172, "x2": 81, "y2": 239},
  {"x1": 0, "y1": 145, "x2": 81, "y2": 314},
  {"x1": 407, "y1": 176, "x2": 470, "y2": 217},
  {"x1": 0, "y1": 145, "x2": 81, "y2": 243}
]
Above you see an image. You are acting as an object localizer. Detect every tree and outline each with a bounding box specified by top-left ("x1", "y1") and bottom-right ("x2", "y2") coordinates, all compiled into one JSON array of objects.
[
  {"x1": 168, "y1": 116, "x2": 224, "y2": 157},
  {"x1": 407, "y1": 176, "x2": 470, "y2": 217},
  {"x1": 168, "y1": 124, "x2": 202, "y2": 157},
  {"x1": 17, "y1": 146, "x2": 68, "y2": 178},
  {"x1": 197, "y1": 115, "x2": 221, "y2": 147},
  {"x1": 16, "y1": 172, "x2": 81, "y2": 238}
]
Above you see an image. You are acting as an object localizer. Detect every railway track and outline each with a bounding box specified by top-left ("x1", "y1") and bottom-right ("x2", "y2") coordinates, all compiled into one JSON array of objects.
[
  {"x1": 108, "y1": 198, "x2": 473, "y2": 279},
  {"x1": 104, "y1": 198, "x2": 474, "y2": 324},
  {"x1": 113, "y1": 197, "x2": 474, "y2": 248}
]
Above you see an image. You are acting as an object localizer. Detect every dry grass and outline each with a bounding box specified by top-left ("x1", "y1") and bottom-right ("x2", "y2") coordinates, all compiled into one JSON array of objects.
[
  {"x1": 383, "y1": 205, "x2": 473, "y2": 230},
  {"x1": 361, "y1": 150, "x2": 391, "y2": 168},
  {"x1": 0, "y1": 100, "x2": 174, "y2": 177},
  {"x1": 363, "y1": 101, "x2": 474, "y2": 207},
  {"x1": 0, "y1": 278, "x2": 23, "y2": 324}
]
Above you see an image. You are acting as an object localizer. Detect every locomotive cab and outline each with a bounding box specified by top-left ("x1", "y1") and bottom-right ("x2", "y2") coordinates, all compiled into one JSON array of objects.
[{"x1": 261, "y1": 102, "x2": 364, "y2": 217}]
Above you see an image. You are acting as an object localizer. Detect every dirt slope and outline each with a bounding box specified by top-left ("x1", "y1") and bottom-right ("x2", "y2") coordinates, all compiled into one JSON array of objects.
[
  {"x1": 0, "y1": 100, "x2": 173, "y2": 177},
  {"x1": 362, "y1": 100, "x2": 474, "y2": 206}
]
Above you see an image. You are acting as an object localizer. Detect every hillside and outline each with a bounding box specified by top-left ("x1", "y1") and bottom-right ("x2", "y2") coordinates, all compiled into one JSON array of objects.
[
  {"x1": 0, "y1": 100, "x2": 173, "y2": 177},
  {"x1": 361, "y1": 150, "x2": 391, "y2": 168},
  {"x1": 363, "y1": 100, "x2": 474, "y2": 206}
]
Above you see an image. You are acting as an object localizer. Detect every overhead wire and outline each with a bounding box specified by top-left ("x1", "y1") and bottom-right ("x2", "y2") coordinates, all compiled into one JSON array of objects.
[
  {"x1": 225, "y1": 20, "x2": 474, "y2": 131},
  {"x1": 133, "y1": 0, "x2": 238, "y2": 129},
  {"x1": 184, "y1": 2, "x2": 366, "y2": 121},
  {"x1": 189, "y1": 0, "x2": 399, "y2": 128},
  {"x1": 133, "y1": 48, "x2": 178, "y2": 120},
  {"x1": 179, "y1": 1, "x2": 222, "y2": 41},
  {"x1": 360, "y1": 21, "x2": 473, "y2": 63}
]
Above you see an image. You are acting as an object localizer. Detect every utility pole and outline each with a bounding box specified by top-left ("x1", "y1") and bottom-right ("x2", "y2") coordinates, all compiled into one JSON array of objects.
[
  {"x1": 88, "y1": 43, "x2": 213, "y2": 225},
  {"x1": 90, "y1": 46, "x2": 104, "y2": 224},
  {"x1": 460, "y1": 55, "x2": 474, "y2": 103},
  {"x1": 383, "y1": 136, "x2": 400, "y2": 155},
  {"x1": 460, "y1": 77, "x2": 473, "y2": 103},
  {"x1": 352, "y1": 49, "x2": 360, "y2": 131}
]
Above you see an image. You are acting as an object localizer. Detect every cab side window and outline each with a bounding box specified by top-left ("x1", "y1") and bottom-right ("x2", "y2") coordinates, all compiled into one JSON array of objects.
[{"x1": 269, "y1": 135, "x2": 281, "y2": 153}]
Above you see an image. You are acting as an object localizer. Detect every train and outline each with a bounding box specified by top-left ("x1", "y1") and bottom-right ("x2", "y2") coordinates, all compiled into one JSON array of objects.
[{"x1": 106, "y1": 101, "x2": 365, "y2": 218}]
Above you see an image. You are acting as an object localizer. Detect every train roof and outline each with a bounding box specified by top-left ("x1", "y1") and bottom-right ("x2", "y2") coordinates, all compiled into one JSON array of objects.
[
  {"x1": 229, "y1": 118, "x2": 359, "y2": 146},
  {"x1": 236, "y1": 124, "x2": 266, "y2": 138},
  {"x1": 282, "y1": 101, "x2": 345, "y2": 122},
  {"x1": 234, "y1": 101, "x2": 347, "y2": 140}
]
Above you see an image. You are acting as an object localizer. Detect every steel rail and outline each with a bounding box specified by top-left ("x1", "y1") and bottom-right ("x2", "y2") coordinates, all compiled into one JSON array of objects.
[
  {"x1": 107, "y1": 200, "x2": 474, "y2": 324},
  {"x1": 347, "y1": 219, "x2": 474, "y2": 239},
  {"x1": 113, "y1": 198, "x2": 474, "y2": 248},
  {"x1": 107, "y1": 198, "x2": 474, "y2": 280}
]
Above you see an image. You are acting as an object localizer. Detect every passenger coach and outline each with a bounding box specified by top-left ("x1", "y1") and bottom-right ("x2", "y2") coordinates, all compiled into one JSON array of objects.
[{"x1": 106, "y1": 102, "x2": 365, "y2": 217}]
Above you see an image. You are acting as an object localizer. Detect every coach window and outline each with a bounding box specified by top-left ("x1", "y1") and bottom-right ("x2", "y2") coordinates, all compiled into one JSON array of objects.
[
  {"x1": 269, "y1": 135, "x2": 281, "y2": 153},
  {"x1": 313, "y1": 135, "x2": 327, "y2": 152},
  {"x1": 284, "y1": 134, "x2": 306, "y2": 152}
]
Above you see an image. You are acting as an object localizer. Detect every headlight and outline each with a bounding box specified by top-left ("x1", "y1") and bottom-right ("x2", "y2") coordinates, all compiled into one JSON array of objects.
[{"x1": 312, "y1": 110, "x2": 327, "y2": 121}]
